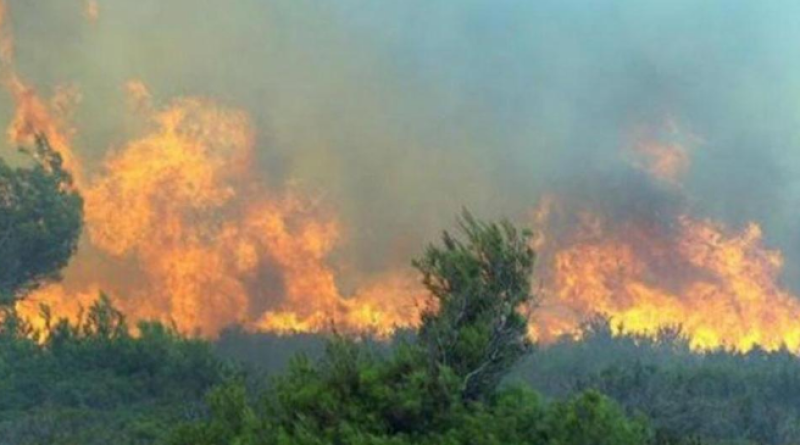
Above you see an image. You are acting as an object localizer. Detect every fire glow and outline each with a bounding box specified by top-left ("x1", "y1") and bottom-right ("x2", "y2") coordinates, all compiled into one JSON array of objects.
[
  {"x1": 531, "y1": 198, "x2": 800, "y2": 352},
  {"x1": 20, "y1": 91, "x2": 425, "y2": 338},
  {"x1": 3, "y1": 1, "x2": 800, "y2": 353}
]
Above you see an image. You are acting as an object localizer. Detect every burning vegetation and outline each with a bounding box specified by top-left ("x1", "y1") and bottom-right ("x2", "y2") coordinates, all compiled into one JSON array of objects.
[
  {"x1": 16, "y1": 85, "x2": 800, "y2": 352},
  {"x1": 529, "y1": 127, "x2": 800, "y2": 351},
  {"x1": 532, "y1": 197, "x2": 800, "y2": 351},
  {"x1": 1, "y1": 0, "x2": 800, "y2": 355},
  {"x1": 19, "y1": 91, "x2": 425, "y2": 337}
]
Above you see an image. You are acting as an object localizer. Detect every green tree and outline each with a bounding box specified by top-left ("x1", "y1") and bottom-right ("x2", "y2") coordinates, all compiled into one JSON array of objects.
[
  {"x1": 0, "y1": 134, "x2": 83, "y2": 304},
  {"x1": 414, "y1": 210, "x2": 537, "y2": 401},
  {"x1": 168, "y1": 213, "x2": 628, "y2": 445},
  {"x1": 166, "y1": 213, "x2": 654, "y2": 445}
]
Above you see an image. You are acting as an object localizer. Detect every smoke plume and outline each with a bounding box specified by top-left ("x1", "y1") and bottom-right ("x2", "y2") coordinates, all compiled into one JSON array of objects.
[{"x1": 4, "y1": 0, "x2": 800, "y2": 349}]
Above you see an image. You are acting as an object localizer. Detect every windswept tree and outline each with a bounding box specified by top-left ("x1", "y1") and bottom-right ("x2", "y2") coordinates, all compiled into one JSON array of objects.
[
  {"x1": 415, "y1": 210, "x2": 537, "y2": 401},
  {"x1": 167, "y1": 212, "x2": 611, "y2": 445},
  {"x1": 0, "y1": 135, "x2": 83, "y2": 305}
]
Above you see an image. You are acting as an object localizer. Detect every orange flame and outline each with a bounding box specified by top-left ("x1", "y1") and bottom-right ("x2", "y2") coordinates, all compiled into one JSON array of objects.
[
  {"x1": 5, "y1": 3, "x2": 800, "y2": 353},
  {"x1": 6, "y1": 78, "x2": 84, "y2": 183},
  {"x1": 19, "y1": 85, "x2": 423, "y2": 338},
  {"x1": 528, "y1": 123, "x2": 800, "y2": 352},
  {"x1": 531, "y1": 196, "x2": 800, "y2": 352},
  {"x1": 0, "y1": 1, "x2": 83, "y2": 186},
  {"x1": 531, "y1": 124, "x2": 800, "y2": 352}
]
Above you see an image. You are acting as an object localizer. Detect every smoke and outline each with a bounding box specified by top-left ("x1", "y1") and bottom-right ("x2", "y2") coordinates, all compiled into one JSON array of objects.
[{"x1": 4, "y1": 0, "x2": 800, "y2": 341}]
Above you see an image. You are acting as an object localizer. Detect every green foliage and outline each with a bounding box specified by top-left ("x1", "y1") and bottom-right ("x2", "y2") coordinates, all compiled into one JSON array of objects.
[
  {"x1": 263, "y1": 337, "x2": 460, "y2": 440},
  {"x1": 170, "y1": 348, "x2": 652, "y2": 445},
  {"x1": 415, "y1": 210, "x2": 537, "y2": 401},
  {"x1": 0, "y1": 297, "x2": 227, "y2": 445},
  {"x1": 168, "y1": 382, "x2": 260, "y2": 445},
  {"x1": 519, "y1": 319, "x2": 800, "y2": 445},
  {"x1": 545, "y1": 390, "x2": 651, "y2": 445},
  {"x1": 0, "y1": 135, "x2": 83, "y2": 304}
]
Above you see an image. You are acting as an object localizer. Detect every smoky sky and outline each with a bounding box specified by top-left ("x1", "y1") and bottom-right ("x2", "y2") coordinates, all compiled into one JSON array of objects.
[{"x1": 4, "y1": 0, "x2": 800, "y2": 287}]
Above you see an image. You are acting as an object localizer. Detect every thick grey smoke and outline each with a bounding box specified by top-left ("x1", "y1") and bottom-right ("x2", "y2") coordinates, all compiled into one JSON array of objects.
[{"x1": 5, "y1": 0, "x2": 800, "y2": 288}]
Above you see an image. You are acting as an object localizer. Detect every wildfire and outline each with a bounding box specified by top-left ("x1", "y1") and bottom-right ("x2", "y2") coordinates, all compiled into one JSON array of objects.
[
  {"x1": 0, "y1": 0, "x2": 83, "y2": 186},
  {"x1": 6, "y1": 79, "x2": 84, "y2": 184},
  {"x1": 531, "y1": 177, "x2": 800, "y2": 352},
  {"x1": 4, "y1": 1, "x2": 800, "y2": 353},
  {"x1": 14, "y1": 82, "x2": 423, "y2": 338},
  {"x1": 0, "y1": 0, "x2": 425, "y2": 335}
]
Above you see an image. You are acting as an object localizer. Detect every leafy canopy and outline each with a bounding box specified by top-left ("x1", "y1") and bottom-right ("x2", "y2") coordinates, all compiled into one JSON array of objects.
[{"x1": 0, "y1": 135, "x2": 83, "y2": 304}]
